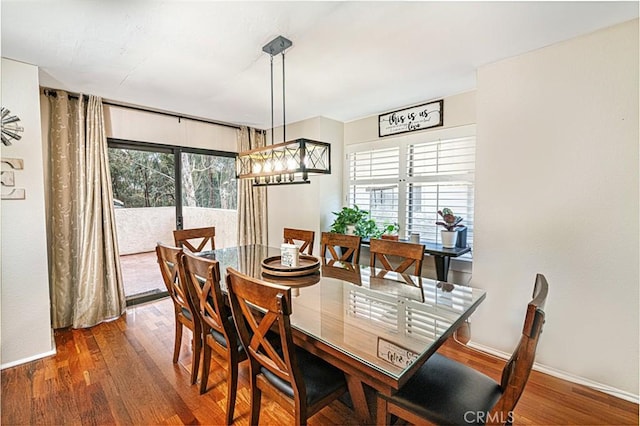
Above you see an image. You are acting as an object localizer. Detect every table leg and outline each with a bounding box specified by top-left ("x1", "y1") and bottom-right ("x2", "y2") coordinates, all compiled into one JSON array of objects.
[
  {"x1": 346, "y1": 375, "x2": 372, "y2": 425},
  {"x1": 433, "y1": 255, "x2": 450, "y2": 281}
]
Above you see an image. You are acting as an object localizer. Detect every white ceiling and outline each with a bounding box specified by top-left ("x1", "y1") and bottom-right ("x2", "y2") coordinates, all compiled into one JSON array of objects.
[{"x1": 2, "y1": 1, "x2": 638, "y2": 129}]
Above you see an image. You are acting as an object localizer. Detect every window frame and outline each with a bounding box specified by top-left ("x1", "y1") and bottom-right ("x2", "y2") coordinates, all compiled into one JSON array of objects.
[
  {"x1": 107, "y1": 137, "x2": 237, "y2": 229},
  {"x1": 343, "y1": 124, "x2": 476, "y2": 260}
]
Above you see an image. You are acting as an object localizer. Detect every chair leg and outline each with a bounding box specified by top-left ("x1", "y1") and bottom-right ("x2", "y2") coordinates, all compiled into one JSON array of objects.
[
  {"x1": 376, "y1": 396, "x2": 391, "y2": 426},
  {"x1": 225, "y1": 354, "x2": 239, "y2": 425},
  {"x1": 249, "y1": 374, "x2": 261, "y2": 426},
  {"x1": 295, "y1": 403, "x2": 308, "y2": 426},
  {"x1": 199, "y1": 343, "x2": 212, "y2": 394},
  {"x1": 173, "y1": 318, "x2": 183, "y2": 363},
  {"x1": 191, "y1": 328, "x2": 202, "y2": 385}
]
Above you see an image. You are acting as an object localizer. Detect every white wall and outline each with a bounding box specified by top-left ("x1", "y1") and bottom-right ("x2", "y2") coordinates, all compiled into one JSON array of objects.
[
  {"x1": 266, "y1": 117, "x2": 344, "y2": 253},
  {"x1": 344, "y1": 91, "x2": 476, "y2": 145},
  {"x1": 1, "y1": 58, "x2": 55, "y2": 367},
  {"x1": 105, "y1": 105, "x2": 238, "y2": 152},
  {"x1": 473, "y1": 19, "x2": 638, "y2": 397}
]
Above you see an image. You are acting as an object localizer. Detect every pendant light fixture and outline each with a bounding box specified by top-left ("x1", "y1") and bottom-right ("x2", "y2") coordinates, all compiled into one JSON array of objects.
[{"x1": 236, "y1": 35, "x2": 331, "y2": 186}]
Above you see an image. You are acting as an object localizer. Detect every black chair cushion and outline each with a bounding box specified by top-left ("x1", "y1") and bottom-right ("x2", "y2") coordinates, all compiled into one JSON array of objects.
[
  {"x1": 180, "y1": 306, "x2": 193, "y2": 321},
  {"x1": 208, "y1": 316, "x2": 244, "y2": 353},
  {"x1": 261, "y1": 347, "x2": 346, "y2": 406},
  {"x1": 386, "y1": 353, "x2": 502, "y2": 425}
]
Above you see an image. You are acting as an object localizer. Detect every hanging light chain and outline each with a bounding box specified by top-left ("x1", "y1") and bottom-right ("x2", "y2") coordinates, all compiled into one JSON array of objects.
[
  {"x1": 270, "y1": 54, "x2": 274, "y2": 145},
  {"x1": 282, "y1": 51, "x2": 286, "y2": 142}
]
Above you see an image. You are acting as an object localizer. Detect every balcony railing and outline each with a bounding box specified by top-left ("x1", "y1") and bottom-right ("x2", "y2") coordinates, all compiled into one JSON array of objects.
[{"x1": 114, "y1": 206, "x2": 238, "y2": 255}]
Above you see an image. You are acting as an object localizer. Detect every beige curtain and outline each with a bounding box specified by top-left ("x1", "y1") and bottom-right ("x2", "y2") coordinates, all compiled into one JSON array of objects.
[
  {"x1": 237, "y1": 126, "x2": 268, "y2": 246},
  {"x1": 47, "y1": 90, "x2": 125, "y2": 329}
]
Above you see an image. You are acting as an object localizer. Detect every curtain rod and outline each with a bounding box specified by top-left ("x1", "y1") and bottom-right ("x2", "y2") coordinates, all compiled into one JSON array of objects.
[{"x1": 42, "y1": 88, "x2": 242, "y2": 130}]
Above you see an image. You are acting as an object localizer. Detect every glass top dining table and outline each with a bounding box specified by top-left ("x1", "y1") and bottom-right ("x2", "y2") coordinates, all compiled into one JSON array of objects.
[{"x1": 199, "y1": 244, "x2": 486, "y2": 423}]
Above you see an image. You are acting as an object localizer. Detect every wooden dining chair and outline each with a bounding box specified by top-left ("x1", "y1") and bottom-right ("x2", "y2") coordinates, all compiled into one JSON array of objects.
[
  {"x1": 376, "y1": 274, "x2": 549, "y2": 426},
  {"x1": 180, "y1": 252, "x2": 246, "y2": 425},
  {"x1": 155, "y1": 242, "x2": 201, "y2": 385},
  {"x1": 283, "y1": 227, "x2": 315, "y2": 255},
  {"x1": 320, "y1": 232, "x2": 362, "y2": 264},
  {"x1": 173, "y1": 226, "x2": 216, "y2": 253},
  {"x1": 369, "y1": 238, "x2": 425, "y2": 276},
  {"x1": 226, "y1": 267, "x2": 347, "y2": 425}
]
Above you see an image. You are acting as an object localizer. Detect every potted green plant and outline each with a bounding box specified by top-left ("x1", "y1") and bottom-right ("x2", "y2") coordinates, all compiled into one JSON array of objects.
[
  {"x1": 436, "y1": 208, "x2": 464, "y2": 248},
  {"x1": 330, "y1": 205, "x2": 369, "y2": 235},
  {"x1": 379, "y1": 222, "x2": 400, "y2": 240},
  {"x1": 330, "y1": 206, "x2": 402, "y2": 241},
  {"x1": 356, "y1": 217, "x2": 380, "y2": 239}
]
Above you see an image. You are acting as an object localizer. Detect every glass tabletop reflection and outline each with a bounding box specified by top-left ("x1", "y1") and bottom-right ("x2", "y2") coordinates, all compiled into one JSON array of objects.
[{"x1": 198, "y1": 244, "x2": 485, "y2": 381}]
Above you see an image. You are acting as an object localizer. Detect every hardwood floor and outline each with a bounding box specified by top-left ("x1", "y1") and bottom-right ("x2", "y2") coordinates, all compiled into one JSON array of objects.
[{"x1": 2, "y1": 297, "x2": 637, "y2": 425}]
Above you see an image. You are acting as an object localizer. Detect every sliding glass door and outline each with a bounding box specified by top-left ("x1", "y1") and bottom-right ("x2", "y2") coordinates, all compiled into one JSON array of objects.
[
  {"x1": 108, "y1": 140, "x2": 237, "y2": 304},
  {"x1": 180, "y1": 152, "x2": 237, "y2": 241},
  {"x1": 108, "y1": 143, "x2": 176, "y2": 301}
]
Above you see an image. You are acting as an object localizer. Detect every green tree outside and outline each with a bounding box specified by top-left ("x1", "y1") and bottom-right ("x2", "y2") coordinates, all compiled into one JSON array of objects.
[{"x1": 108, "y1": 148, "x2": 237, "y2": 210}]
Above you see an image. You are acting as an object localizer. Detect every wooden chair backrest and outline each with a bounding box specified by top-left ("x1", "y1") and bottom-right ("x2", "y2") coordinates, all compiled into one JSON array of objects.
[
  {"x1": 156, "y1": 243, "x2": 194, "y2": 316},
  {"x1": 283, "y1": 228, "x2": 315, "y2": 255},
  {"x1": 173, "y1": 227, "x2": 216, "y2": 253},
  {"x1": 369, "y1": 238, "x2": 425, "y2": 275},
  {"x1": 180, "y1": 251, "x2": 235, "y2": 346},
  {"x1": 320, "y1": 232, "x2": 362, "y2": 264},
  {"x1": 226, "y1": 268, "x2": 305, "y2": 403},
  {"x1": 490, "y1": 274, "x2": 549, "y2": 423}
]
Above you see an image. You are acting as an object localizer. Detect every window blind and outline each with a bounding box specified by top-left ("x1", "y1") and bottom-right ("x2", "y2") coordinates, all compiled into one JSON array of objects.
[
  {"x1": 348, "y1": 290, "x2": 398, "y2": 331},
  {"x1": 346, "y1": 127, "x2": 475, "y2": 255},
  {"x1": 348, "y1": 146, "x2": 400, "y2": 227}
]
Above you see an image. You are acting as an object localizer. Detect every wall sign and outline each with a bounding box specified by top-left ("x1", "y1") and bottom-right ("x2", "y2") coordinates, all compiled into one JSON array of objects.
[
  {"x1": 378, "y1": 99, "x2": 443, "y2": 137},
  {"x1": 1, "y1": 158, "x2": 25, "y2": 200}
]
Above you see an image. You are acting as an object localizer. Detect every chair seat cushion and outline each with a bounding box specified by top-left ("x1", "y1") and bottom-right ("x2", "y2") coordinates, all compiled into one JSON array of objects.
[
  {"x1": 208, "y1": 316, "x2": 244, "y2": 353},
  {"x1": 261, "y1": 347, "x2": 346, "y2": 406},
  {"x1": 180, "y1": 306, "x2": 193, "y2": 321},
  {"x1": 386, "y1": 353, "x2": 502, "y2": 425}
]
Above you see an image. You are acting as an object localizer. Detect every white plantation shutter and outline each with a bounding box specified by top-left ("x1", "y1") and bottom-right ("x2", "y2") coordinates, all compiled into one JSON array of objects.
[
  {"x1": 406, "y1": 136, "x2": 475, "y2": 247},
  {"x1": 347, "y1": 147, "x2": 400, "y2": 227},
  {"x1": 348, "y1": 289, "x2": 399, "y2": 331},
  {"x1": 346, "y1": 126, "x2": 475, "y2": 258},
  {"x1": 405, "y1": 304, "x2": 450, "y2": 341}
]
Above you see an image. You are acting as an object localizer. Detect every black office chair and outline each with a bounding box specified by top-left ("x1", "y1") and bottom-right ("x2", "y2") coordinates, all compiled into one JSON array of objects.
[{"x1": 376, "y1": 274, "x2": 549, "y2": 425}]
